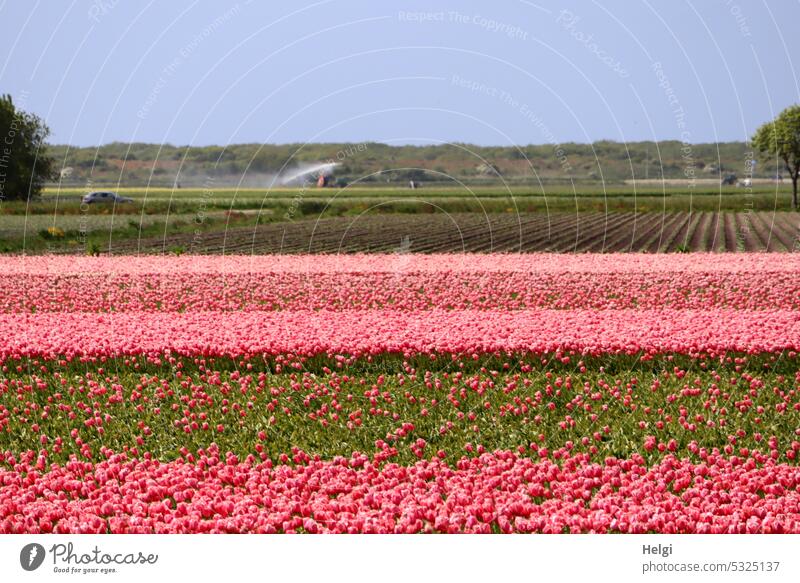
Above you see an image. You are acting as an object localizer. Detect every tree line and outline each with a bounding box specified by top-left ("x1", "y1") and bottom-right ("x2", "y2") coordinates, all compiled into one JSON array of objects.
[{"x1": 2, "y1": 94, "x2": 800, "y2": 207}]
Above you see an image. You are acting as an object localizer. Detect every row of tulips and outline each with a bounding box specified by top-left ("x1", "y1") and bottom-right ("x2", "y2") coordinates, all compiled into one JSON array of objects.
[
  {"x1": 1, "y1": 309, "x2": 798, "y2": 359},
  {"x1": 1, "y1": 449, "x2": 799, "y2": 533},
  {"x1": 2, "y1": 254, "x2": 799, "y2": 312},
  {"x1": 8, "y1": 254, "x2": 796, "y2": 274}
]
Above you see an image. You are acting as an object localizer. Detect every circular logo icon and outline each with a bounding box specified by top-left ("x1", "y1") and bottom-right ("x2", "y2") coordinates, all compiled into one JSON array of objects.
[{"x1": 20, "y1": 543, "x2": 46, "y2": 571}]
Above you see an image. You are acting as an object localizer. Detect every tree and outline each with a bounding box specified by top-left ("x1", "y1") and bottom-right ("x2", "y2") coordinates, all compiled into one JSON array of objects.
[
  {"x1": 0, "y1": 94, "x2": 56, "y2": 201},
  {"x1": 752, "y1": 104, "x2": 800, "y2": 210}
]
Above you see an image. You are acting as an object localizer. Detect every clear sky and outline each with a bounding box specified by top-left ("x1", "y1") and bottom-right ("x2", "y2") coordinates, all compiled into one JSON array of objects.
[{"x1": 0, "y1": 0, "x2": 797, "y2": 146}]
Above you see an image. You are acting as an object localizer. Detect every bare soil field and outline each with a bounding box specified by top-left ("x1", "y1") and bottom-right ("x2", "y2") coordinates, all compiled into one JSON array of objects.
[{"x1": 100, "y1": 211, "x2": 799, "y2": 255}]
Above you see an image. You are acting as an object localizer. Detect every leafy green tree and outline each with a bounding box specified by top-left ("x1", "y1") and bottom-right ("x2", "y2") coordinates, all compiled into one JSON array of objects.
[
  {"x1": 752, "y1": 104, "x2": 800, "y2": 210},
  {"x1": 0, "y1": 94, "x2": 55, "y2": 201}
]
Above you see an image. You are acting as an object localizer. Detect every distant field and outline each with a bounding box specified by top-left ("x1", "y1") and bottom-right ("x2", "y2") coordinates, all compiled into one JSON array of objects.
[
  {"x1": 21, "y1": 183, "x2": 800, "y2": 211},
  {"x1": 41, "y1": 182, "x2": 793, "y2": 197}
]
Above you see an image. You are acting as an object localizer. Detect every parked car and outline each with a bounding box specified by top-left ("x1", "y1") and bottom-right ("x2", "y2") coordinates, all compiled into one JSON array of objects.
[{"x1": 82, "y1": 191, "x2": 133, "y2": 204}]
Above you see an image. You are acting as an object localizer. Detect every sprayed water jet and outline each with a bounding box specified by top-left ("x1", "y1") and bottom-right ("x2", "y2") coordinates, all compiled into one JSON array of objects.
[{"x1": 279, "y1": 162, "x2": 339, "y2": 186}]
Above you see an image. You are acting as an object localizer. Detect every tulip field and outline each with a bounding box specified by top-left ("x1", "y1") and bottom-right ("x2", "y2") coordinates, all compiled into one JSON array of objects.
[{"x1": 1, "y1": 254, "x2": 800, "y2": 533}]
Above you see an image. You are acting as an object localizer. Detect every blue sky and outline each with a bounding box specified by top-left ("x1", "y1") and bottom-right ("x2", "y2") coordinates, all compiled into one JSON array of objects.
[{"x1": 0, "y1": 0, "x2": 797, "y2": 146}]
